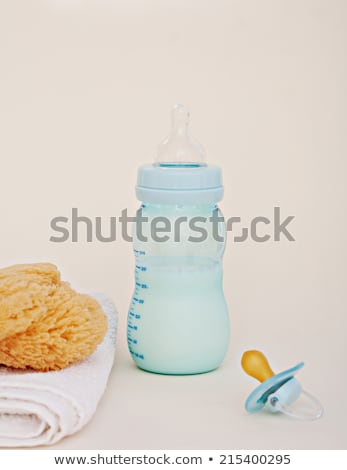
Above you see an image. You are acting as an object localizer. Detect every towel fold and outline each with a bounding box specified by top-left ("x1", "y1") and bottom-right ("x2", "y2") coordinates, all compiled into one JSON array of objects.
[{"x1": 0, "y1": 293, "x2": 117, "y2": 448}]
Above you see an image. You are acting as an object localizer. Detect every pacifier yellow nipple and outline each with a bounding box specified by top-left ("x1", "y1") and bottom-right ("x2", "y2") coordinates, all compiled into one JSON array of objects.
[{"x1": 241, "y1": 350, "x2": 275, "y2": 383}]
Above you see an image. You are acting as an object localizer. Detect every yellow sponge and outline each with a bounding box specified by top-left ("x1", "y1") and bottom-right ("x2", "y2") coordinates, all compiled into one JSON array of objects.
[{"x1": 0, "y1": 263, "x2": 107, "y2": 371}]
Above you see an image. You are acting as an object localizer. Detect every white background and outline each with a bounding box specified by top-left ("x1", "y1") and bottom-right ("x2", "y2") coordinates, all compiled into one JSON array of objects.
[{"x1": 0, "y1": 0, "x2": 346, "y2": 449}]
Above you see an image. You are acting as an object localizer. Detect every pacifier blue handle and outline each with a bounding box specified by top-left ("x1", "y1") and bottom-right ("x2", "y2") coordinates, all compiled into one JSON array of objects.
[
  {"x1": 265, "y1": 377, "x2": 302, "y2": 413},
  {"x1": 241, "y1": 350, "x2": 323, "y2": 420}
]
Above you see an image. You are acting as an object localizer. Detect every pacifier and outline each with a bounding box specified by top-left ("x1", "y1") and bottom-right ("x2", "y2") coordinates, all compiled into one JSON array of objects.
[{"x1": 241, "y1": 350, "x2": 323, "y2": 420}]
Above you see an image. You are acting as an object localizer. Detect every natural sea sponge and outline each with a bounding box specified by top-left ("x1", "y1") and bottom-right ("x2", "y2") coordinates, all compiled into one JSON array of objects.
[{"x1": 0, "y1": 263, "x2": 107, "y2": 371}]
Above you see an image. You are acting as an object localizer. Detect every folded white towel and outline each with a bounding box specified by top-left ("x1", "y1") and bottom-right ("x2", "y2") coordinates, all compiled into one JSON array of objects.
[{"x1": 0, "y1": 293, "x2": 117, "y2": 448}]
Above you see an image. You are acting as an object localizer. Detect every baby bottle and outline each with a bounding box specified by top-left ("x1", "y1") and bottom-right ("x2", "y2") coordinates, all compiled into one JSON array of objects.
[{"x1": 127, "y1": 104, "x2": 229, "y2": 374}]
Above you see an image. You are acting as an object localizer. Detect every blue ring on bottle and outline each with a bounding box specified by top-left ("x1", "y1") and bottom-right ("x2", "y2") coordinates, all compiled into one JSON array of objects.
[{"x1": 136, "y1": 164, "x2": 223, "y2": 204}]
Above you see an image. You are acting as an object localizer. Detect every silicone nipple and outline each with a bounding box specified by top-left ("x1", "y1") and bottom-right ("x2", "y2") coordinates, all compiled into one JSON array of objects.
[
  {"x1": 156, "y1": 104, "x2": 206, "y2": 166},
  {"x1": 241, "y1": 349, "x2": 323, "y2": 420},
  {"x1": 241, "y1": 350, "x2": 275, "y2": 383}
]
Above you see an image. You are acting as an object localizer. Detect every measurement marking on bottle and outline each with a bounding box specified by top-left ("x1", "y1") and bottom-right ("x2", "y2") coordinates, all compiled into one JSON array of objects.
[
  {"x1": 129, "y1": 347, "x2": 144, "y2": 360},
  {"x1": 136, "y1": 281, "x2": 148, "y2": 289},
  {"x1": 128, "y1": 253, "x2": 148, "y2": 364},
  {"x1": 128, "y1": 337, "x2": 138, "y2": 345},
  {"x1": 129, "y1": 311, "x2": 141, "y2": 319},
  {"x1": 135, "y1": 265, "x2": 147, "y2": 272},
  {"x1": 134, "y1": 249, "x2": 146, "y2": 255}
]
